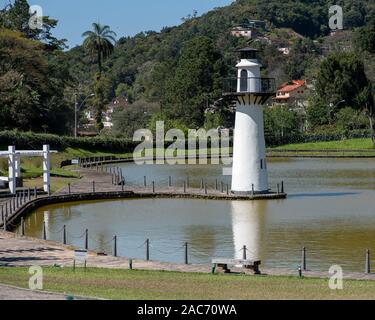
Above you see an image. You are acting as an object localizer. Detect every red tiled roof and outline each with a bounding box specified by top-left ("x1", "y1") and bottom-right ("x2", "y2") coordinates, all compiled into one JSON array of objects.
[{"x1": 277, "y1": 80, "x2": 306, "y2": 93}]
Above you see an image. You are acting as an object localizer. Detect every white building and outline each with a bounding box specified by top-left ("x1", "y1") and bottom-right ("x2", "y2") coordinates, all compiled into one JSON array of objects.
[{"x1": 224, "y1": 48, "x2": 275, "y2": 194}]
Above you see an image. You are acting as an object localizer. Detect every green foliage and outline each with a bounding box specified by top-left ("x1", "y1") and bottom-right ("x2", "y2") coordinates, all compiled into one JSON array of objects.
[
  {"x1": 82, "y1": 23, "x2": 117, "y2": 75},
  {"x1": 0, "y1": 0, "x2": 66, "y2": 49},
  {"x1": 0, "y1": 28, "x2": 72, "y2": 134},
  {"x1": 265, "y1": 106, "x2": 300, "y2": 139},
  {"x1": 335, "y1": 107, "x2": 368, "y2": 132},
  {"x1": 355, "y1": 16, "x2": 375, "y2": 54},
  {"x1": 306, "y1": 98, "x2": 330, "y2": 128},
  {"x1": 92, "y1": 74, "x2": 112, "y2": 130},
  {"x1": 112, "y1": 100, "x2": 160, "y2": 139},
  {"x1": 0, "y1": 130, "x2": 138, "y2": 153},
  {"x1": 163, "y1": 36, "x2": 226, "y2": 128},
  {"x1": 316, "y1": 52, "x2": 373, "y2": 112}
]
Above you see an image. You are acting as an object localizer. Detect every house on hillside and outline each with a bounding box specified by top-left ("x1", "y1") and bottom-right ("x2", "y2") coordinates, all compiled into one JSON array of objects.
[
  {"x1": 79, "y1": 96, "x2": 130, "y2": 135},
  {"x1": 231, "y1": 26, "x2": 253, "y2": 39},
  {"x1": 273, "y1": 80, "x2": 309, "y2": 110}
]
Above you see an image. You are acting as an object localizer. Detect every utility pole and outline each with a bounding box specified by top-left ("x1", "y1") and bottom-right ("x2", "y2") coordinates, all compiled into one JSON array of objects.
[{"x1": 74, "y1": 93, "x2": 78, "y2": 138}]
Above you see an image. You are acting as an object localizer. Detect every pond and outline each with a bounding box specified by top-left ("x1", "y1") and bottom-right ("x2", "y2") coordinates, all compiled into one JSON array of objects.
[{"x1": 22, "y1": 158, "x2": 375, "y2": 272}]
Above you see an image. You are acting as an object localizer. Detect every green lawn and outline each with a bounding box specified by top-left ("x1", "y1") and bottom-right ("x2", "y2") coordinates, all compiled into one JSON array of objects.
[
  {"x1": 270, "y1": 138, "x2": 374, "y2": 151},
  {"x1": 0, "y1": 267, "x2": 375, "y2": 300}
]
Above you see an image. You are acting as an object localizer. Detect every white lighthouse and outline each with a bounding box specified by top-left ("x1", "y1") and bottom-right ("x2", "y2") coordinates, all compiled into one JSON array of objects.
[{"x1": 225, "y1": 48, "x2": 275, "y2": 195}]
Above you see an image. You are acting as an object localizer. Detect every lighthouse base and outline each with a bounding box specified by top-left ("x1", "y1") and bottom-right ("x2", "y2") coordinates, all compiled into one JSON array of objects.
[{"x1": 231, "y1": 190, "x2": 270, "y2": 196}]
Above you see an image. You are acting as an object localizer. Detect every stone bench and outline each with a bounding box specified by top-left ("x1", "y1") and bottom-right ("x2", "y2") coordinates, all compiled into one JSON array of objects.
[{"x1": 212, "y1": 258, "x2": 261, "y2": 275}]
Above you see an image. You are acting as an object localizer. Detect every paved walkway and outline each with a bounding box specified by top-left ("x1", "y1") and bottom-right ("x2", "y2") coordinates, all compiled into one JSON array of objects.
[{"x1": 2, "y1": 231, "x2": 375, "y2": 281}]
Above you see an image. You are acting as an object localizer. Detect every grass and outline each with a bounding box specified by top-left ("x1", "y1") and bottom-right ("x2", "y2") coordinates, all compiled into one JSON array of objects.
[
  {"x1": 0, "y1": 267, "x2": 375, "y2": 300},
  {"x1": 270, "y1": 138, "x2": 374, "y2": 151}
]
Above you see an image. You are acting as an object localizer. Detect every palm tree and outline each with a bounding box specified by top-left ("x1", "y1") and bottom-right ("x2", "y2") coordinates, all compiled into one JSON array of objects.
[{"x1": 82, "y1": 23, "x2": 117, "y2": 76}]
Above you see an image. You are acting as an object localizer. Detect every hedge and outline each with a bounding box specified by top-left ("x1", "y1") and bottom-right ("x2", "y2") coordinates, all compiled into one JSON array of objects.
[
  {"x1": 0, "y1": 131, "x2": 138, "y2": 153},
  {"x1": 0, "y1": 130, "x2": 372, "y2": 153}
]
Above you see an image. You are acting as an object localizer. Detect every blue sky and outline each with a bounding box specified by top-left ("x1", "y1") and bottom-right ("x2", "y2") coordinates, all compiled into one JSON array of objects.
[{"x1": 1, "y1": 0, "x2": 233, "y2": 48}]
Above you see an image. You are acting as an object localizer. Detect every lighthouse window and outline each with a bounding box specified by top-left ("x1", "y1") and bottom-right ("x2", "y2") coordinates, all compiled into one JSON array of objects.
[{"x1": 240, "y1": 70, "x2": 248, "y2": 92}]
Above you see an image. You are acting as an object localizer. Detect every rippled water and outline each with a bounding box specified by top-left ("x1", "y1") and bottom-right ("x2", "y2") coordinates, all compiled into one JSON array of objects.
[{"x1": 23, "y1": 158, "x2": 375, "y2": 272}]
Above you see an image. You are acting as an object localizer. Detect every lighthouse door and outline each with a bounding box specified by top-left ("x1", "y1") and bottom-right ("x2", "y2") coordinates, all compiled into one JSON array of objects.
[{"x1": 240, "y1": 70, "x2": 248, "y2": 92}]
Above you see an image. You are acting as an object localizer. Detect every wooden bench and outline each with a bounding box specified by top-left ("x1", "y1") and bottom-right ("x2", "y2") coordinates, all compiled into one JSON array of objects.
[{"x1": 212, "y1": 259, "x2": 261, "y2": 275}]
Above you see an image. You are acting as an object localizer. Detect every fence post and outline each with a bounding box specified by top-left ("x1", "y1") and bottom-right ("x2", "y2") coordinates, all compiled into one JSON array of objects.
[
  {"x1": 28, "y1": 188, "x2": 31, "y2": 201},
  {"x1": 63, "y1": 225, "x2": 67, "y2": 245},
  {"x1": 302, "y1": 247, "x2": 307, "y2": 271},
  {"x1": 215, "y1": 179, "x2": 218, "y2": 190},
  {"x1": 185, "y1": 242, "x2": 189, "y2": 265},
  {"x1": 92, "y1": 181, "x2": 95, "y2": 193},
  {"x1": 366, "y1": 249, "x2": 371, "y2": 274},
  {"x1": 226, "y1": 184, "x2": 229, "y2": 195},
  {"x1": 146, "y1": 239, "x2": 150, "y2": 261},
  {"x1": 114, "y1": 236, "x2": 117, "y2": 257},
  {"x1": 152, "y1": 181, "x2": 155, "y2": 193},
  {"x1": 85, "y1": 229, "x2": 88, "y2": 250},
  {"x1": 34, "y1": 187, "x2": 38, "y2": 199},
  {"x1": 183, "y1": 181, "x2": 186, "y2": 194},
  {"x1": 169, "y1": 176, "x2": 172, "y2": 188},
  {"x1": 144, "y1": 176, "x2": 147, "y2": 188},
  {"x1": 243, "y1": 245, "x2": 247, "y2": 260},
  {"x1": 21, "y1": 217, "x2": 25, "y2": 236},
  {"x1": 281, "y1": 181, "x2": 285, "y2": 194},
  {"x1": 43, "y1": 221, "x2": 46, "y2": 240}
]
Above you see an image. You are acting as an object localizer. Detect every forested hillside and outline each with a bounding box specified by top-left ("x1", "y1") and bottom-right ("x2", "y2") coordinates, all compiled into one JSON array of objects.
[{"x1": 1, "y1": 0, "x2": 374, "y2": 138}]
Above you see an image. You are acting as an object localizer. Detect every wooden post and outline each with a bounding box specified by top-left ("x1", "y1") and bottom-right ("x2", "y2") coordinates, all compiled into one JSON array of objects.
[
  {"x1": 366, "y1": 249, "x2": 371, "y2": 274},
  {"x1": 152, "y1": 181, "x2": 155, "y2": 193},
  {"x1": 92, "y1": 181, "x2": 95, "y2": 193},
  {"x1": 277, "y1": 184, "x2": 280, "y2": 194},
  {"x1": 85, "y1": 229, "x2": 89, "y2": 250},
  {"x1": 63, "y1": 225, "x2": 67, "y2": 245},
  {"x1": 146, "y1": 239, "x2": 150, "y2": 261},
  {"x1": 3, "y1": 216, "x2": 6, "y2": 232},
  {"x1": 34, "y1": 187, "x2": 37, "y2": 199},
  {"x1": 183, "y1": 181, "x2": 186, "y2": 194},
  {"x1": 221, "y1": 182, "x2": 224, "y2": 193},
  {"x1": 21, "y1": 217, "x2": 25, "y2": 236},
  {"x1": 215, "y1": 179, "x2": 218, "y2": 190},
  {"x1": 144, "y1": 176, "x2": 147, "y2": 188},
  {"x1": 121, "y1": 181, "x2": 124, "y2": 192},
  {"x1": 114, "y1": 236, "x2": 117, "y2": 257},
  {"x1": 129, "y1": 259, "x2": 133, "y2": 270},
  {"x1": 302, "y1": 247, "x2": 307, "y2": 271},
  {"x1": 243, "y1": 245, "x2": 247, "y2": 260},
  {"x1": 43, "y1": 221, "x2": 46, "y2": 240},
  {"x1": 205, "y1": 183, "x2": 208, "y2": 195},
  {"x1": 168, "y1": 176, "x2": 172, "y2": 188},
  {"x1": 201, "y1": 179, "x2": 204, "y2": 189},
  {"x1": 252, "y1": 184, "x2": 255, "y2": 196},
  {"x1": 281, "y1": 181, "x2": 285, "y2": 194},
  {"x1": 185, "y1": 242, "x2": 189, "y2": 265},
  {"x1": 226, "y1": 184, "x2": 229, "y2": 195},
  {"x1": 68, "y1": 183, "x2": 71, "y2": 195},
  {"x1": 28, "y1": 188, "x2": 31, "y2": 201}
]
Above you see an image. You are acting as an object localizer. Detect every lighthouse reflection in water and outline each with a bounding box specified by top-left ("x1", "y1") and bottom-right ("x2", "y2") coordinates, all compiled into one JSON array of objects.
[{"x1": 231, "y1": 201, "x2": 266, "y2": 261}]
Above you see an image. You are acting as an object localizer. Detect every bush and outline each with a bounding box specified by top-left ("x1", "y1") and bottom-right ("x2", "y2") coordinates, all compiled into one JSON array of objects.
[{"x1": 0, "y1": 130, "x2": 139, "y2": 153}]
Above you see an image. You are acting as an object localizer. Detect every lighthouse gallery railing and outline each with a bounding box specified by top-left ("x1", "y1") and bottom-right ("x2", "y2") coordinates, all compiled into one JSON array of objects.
[{"x1": 223, "y1": 77, "x2": 276, "y2": 95}]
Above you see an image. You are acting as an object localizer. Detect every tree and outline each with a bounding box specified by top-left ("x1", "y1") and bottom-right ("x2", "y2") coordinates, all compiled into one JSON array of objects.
[
  {"x1": 91, "y1": 74, "x2": 112, "y2": 130},
  {"x1": 0, "y1": 28, "x2": 72, "y2": 133},
  {"x1": 316, "y1": 52, "x2": 375, "y2": 144},
  {"x1": 0, "y1": 0, "x2": 66, "y2": 49},
  {"x1": 354, "y1": 16, "x2": 375, "y2": 54},
  {"x1": 82, "y1": 23, "x2": 117, "y2": 76},
  {"x1": 164, "y1": 36, "x2": 225, "y2": 128}
]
